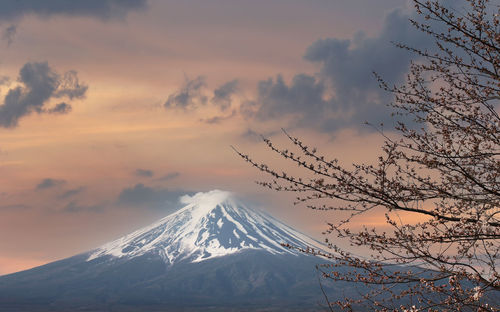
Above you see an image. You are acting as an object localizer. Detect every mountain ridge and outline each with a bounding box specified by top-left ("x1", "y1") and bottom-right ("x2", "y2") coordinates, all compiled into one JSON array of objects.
[{"x1": 0, "y1": 190, "x2": 338, "y2": 311}]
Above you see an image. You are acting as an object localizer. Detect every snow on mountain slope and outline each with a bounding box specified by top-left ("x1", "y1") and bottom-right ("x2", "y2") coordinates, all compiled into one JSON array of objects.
[{"x1": 87, "y1": 190, "x2": 325, "y2": 264}]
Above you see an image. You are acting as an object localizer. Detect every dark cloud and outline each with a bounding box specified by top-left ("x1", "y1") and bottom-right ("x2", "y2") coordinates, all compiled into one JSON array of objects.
[
  {"x1": 63, "y1": 201, "x2": 103, "y2": 213},
  {"x1": 305, "y1": 11, "x2": 428, "y2": 96},
  {"x1": 36, "y1": 178, "x2": 66, "y2": 190},
  {"x1": 254, "y1": 74, "x2": 328, "y2": 125},
  {"x1": 135, "y1": 168, "x2": 154, "y2": 178},
  {"x1": 58, "y1": 186, "x2": 85, "y2": 199},
  {"x1": 201, "y1": 110, "x2": 236, "y2": 124},
  {"x1": 0, "y1": 0, "x2": 147, "y2": 21},
  {"x1": 156, "y1": 172, "x2": 180, "y2": 181},
  {"x1": 0, "y1": 62, "x2": 87, "y2": 128},
  {"x1": 117, "y1": 183, "x2": 189, "y2": 210},
  {"x1": 211, "y1": 79, "x2": 238, "y2": 111},
  {"x1": 47, "y1": 102, "x2": 72, "y2": 114},
  {"x1": 2, "y1": 25, "x2": 16, "y2": 46},
  {"x1": 164, "y1": 77, "x2": 240, "y2": 124},
  {"x1": 249, "y1": 9, "x2": 432, "y2": 132},
  {"x1": 53, "y1": 70, "x2": 88, "y2": 99},
  {"x1": 164, "y1": 76, "x2": 207, "y2": 110}
]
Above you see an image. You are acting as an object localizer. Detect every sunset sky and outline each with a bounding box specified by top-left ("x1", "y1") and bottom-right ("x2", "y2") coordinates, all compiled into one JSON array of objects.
[{"x1": 0, "y1": 0, "x2": 427, "y2": 275}]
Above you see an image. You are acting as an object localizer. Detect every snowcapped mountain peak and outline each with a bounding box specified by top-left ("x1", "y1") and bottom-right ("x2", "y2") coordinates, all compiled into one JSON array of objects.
[
  {"x1": 87, "y1": 190, "x2": 325, "y2": 264},
  {"x1": 176, "y1": 190, "x2": 235, "y2": 223}
]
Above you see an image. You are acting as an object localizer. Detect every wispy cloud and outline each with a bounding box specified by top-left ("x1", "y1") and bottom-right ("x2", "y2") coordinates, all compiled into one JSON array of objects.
[
  {"x1": 58, "y1": 187, "x2": 86, "y2": 199},
  {"x1": 240, "y1": 128, "x2": 278, "y2": 142},
  {"x1": 47, "y1": 102, "x2": 72, "y2": 114},
  {"x1": 2, "y1": 25, "x2": 16, "y2": 46},
  {"x1": 211, "y1": 79, "x2": 239, "y2": 111},
  {"x1": 63, "y1": 201, "x2": 104, "y2": 213},
  {"x1": 135, "y1": 168, "x2": 154, "y2": 178},
  {"x1": 36, "y1": 178, "x2": 66, "y2": 190},
  {"x1": 156, "y1": 172, "x2": 180, "y2": 182},
  {"x1": 164, "y1": 76, "x2": 207, "y2": 110},
  {"x1": 200, "y1": 110, "x2": 236, "y2": 124}
]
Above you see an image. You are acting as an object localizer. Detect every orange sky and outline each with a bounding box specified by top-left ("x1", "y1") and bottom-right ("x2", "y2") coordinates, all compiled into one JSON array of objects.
[{"x1": 0, "y1": 0, "x2": 413, "y2": 275}]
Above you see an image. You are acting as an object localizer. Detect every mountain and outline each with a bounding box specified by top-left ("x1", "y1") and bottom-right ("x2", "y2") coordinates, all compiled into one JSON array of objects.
[
  {"x1": 0, "y1": 190, "x2": 344, "y2": 311},
  {"x1": 87, "y1": 190, "x2": 326, "y2": 264}
]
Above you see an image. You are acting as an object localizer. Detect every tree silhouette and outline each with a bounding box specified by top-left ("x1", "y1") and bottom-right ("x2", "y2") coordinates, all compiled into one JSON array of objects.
[{"x1": 235, "y1": 0, "x2": 500, "y2": 310}]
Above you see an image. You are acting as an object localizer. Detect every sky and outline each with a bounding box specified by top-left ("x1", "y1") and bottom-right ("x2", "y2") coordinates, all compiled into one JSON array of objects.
[{"x1": 0, "y1": 0, "x2": 424, "y2": 275}]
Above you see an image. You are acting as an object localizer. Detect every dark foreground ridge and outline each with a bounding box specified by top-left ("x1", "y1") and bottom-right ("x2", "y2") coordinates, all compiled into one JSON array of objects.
[{"x1": 0, "y1": 250, "x2": 341, "y2": 311}]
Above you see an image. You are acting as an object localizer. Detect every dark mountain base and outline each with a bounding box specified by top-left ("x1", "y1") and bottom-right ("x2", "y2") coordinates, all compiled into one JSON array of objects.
[{"x1": 0, "y1": 250, "x2": 346, "y2": 311}]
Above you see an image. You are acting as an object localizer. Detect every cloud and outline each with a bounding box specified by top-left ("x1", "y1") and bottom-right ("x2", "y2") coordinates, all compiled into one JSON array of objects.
[
  {"x1": 117, "y1": 183, "x2": 189, "y2": 210},
  {"x1": 240, "y1": 128, "x2": 279, "y2": 142},
  {"x1": 155, "y1": 7, "x2": 433, "y2": 133},
  {"x1": 254, "y1": 74, "x2": 328, "y2": 126},
  {"x1": 58, "y1": 186, "x2": 85, "y2": 199},
  {"x1": 36, "y1": 178, "x2": 66, "y2": 190},
  {"x1": 201, "y1": 110, "x2": 236, "y2": 124},
  {"x1": 53, "y1": 70, "x2": 88, "y2": 99},
  {"x1": 63, "y1": 201, "x2": 103, "y2": 213},
  {"x1": 241, "y1": 128, "x2": 261, "y2": 142},
  {"x1": 246, "y1": 9, "x2": 432, "y2": 133},
  {"x1": 0, "y1": 204, "x2": 30, "y2": 210},
  {"x1": 47, "y1": 102, "x2": 72, "y2": 114},
  {"x1": 0, "y1": 62, "x2": 87, "y2": 128},
  {"x1": 2, "y1": 25, "x2": 16, "y2": 46},
  {"x1": 135, "y1": 168, "x2": 154, "y2": 178},
  {"x1": 211, "y1": 79, "x2": 238, "y2": 111},
  {"x1": 239, "y1": 100, "x2": 258, "y2": 119},
  {"x1": 305, "y1": 10, "x2": 429, "y2": 97},
  {"x1": 156, "y1": 172, "x2": 180, "y2": 181},
  {"x1": 164, "y1": 77, "x2": 241, "y2": 125},
  {"x1": 164, "y1": 76, "x2": 207, "y2": 110},
  {"x1": 0, "y1": 0, "x2": 147, "y2": 21}
]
